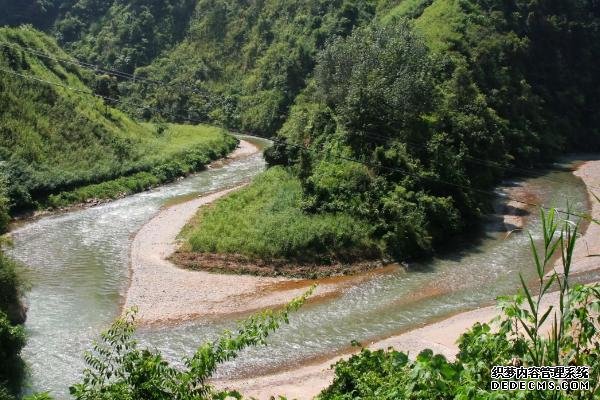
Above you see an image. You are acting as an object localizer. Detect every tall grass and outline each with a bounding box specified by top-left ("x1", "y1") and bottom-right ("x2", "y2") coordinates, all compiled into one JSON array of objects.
[
  {"x1": 183, "y1": 167, "x2": 380, "y2": 264},
  {"x1": 46, "y1": 124, "x2": 237, "y2": 208}
]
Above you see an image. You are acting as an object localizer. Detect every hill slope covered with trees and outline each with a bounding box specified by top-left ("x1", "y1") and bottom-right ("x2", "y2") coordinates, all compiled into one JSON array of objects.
[
  {"x1": 0, "y1": 26, "x2": 237, "y2": 215},
  {"x1": 178, "y1": 0, "x2": 600, "y2": 269}
]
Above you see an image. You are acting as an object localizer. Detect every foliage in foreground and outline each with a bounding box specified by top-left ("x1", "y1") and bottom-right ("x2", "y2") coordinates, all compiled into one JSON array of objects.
[
  {"x1": 183, "y1": 166, "x2": 379, "y2": 264},
  {"x1": 0, "y1": 238, "x2": 26, "y2": 400},
  {"x1": 68, "y1": 287, "x2": 314, "y2": 400},
  {"x1": 320, "y1": 210, "x2": 599, "y2": 399}
]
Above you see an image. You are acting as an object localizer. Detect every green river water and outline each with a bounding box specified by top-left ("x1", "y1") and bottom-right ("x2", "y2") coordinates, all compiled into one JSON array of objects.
[{"x1": 8, "y1": 139, "x2": 593, "y2": 397}]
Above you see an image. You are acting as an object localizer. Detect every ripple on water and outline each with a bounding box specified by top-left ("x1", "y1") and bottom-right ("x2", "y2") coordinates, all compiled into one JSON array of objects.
[{"x1": 8, "y1": 153, "x2": 589, "y2": 396}]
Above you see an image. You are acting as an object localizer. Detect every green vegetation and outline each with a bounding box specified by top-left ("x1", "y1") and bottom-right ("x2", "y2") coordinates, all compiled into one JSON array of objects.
[
  {"x1": 46, "y1": 123, "x2": 236, "y2": 208},
  {"x1": 0, "y1": 26, "x2": 237, "y2": 214},
  {"x1": 56, "y1": 0, "x2": 196, "y2": 73},
  {"x1": 0, "y1": 227, "x2": 26, "y2": 399},
  {"x1": 1, "y1": 1, "x2": 195, "y2": 72},
  {"x1": 1, "y1": 1, "x2": 598, "y2": 398},
  {"x1": 123, "y1": 0, "x2": 376, "y2": 136},
  {"x1": 67, "y1": 288, "x2": 313, "y2": 400},
  {"x1": 0, "y1": 177, "x2": 9, "y2": 233},
  {"x1": 2, "y1": 0, "x2": 377, "y2": 137},
  {"x1": 207, "y1": 0, "x2": 598, "y2": 265},
  {"x1": 182, "y1": 167, "x2": 378, "y2": 264},
  {"x1": 320, "y1": 210, "x2": 599, "y2": 399},
  {"x1": 0, "y1": 247, "x2": 26, "y2": 400}
]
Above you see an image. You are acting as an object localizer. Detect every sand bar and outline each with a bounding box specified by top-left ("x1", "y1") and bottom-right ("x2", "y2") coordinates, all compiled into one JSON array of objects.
[
  {"x1": 124, "y1": 140, "x2": 377, "y2": 324},
  {"x1": 215, "y1": 159, "x2": 600, "y2": 399}
]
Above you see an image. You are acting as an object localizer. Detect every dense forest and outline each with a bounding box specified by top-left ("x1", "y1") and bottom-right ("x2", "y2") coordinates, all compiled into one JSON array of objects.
[
  {"x1": 2, "y1": 0, "x2": 600, "y2": 267},
  {"x1": 0, "y1": 0, "x2": 196, "y2": 72}
]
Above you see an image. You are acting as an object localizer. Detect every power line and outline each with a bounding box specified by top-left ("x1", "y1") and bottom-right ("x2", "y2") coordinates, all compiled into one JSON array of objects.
[
  {"x1": 0, "y1": 62, "x2": 595, "y2": 221},
  {"x1": 4, "y1": 39, "x2": 598, "y2": 193},
  {"x1": 6, "y1": 39, "x2": 594, "y2": 196},
  {"x1": 0, "y1": 41, "x2": 209, "y2": 96}
]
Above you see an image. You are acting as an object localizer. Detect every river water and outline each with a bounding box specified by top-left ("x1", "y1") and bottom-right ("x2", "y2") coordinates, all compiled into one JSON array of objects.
[{"x1": 8, "y1": 142, "x2": 590, "y2": 398}]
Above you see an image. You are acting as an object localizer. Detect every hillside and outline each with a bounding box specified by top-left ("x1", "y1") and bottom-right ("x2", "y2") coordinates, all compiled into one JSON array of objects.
[
  {"x1": 0, "y1": 26, "x2": 237, "y2": 215},
  {"x1": 1, "y1": 0, "x2": 378, "y2": 136},
  {"x1": 3, "y1": 0, "x2": 600, "y2": 265},
  {"x1": 178, "y1": 0, "x2": 600, "y2": 269},
  {"x1": 123, "y1": 0, "x2": 377, "y2": 136},
  {"x1": 1, "y1": 0, "x2": 195, "y2": 73}
]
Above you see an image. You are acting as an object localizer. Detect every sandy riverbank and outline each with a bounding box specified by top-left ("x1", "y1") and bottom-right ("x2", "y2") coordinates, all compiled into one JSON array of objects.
[
  {"x1": 214, "y1": 159, "x2": 600, "y2": 400},
  {"x1": 124, "y1": 140, "x2": 383, "y2": 324},
  {"x1": 553, "y1": 161, "x2": 600, "y2": 275}
]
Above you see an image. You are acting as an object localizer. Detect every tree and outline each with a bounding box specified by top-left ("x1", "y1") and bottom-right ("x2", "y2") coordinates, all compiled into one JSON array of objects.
[
  {"x1": 69, "y1": 287, "x2": 314, "y2": 399},
  {"x1": 0, "y1": 173, "x2": 9, "y2": 234}
]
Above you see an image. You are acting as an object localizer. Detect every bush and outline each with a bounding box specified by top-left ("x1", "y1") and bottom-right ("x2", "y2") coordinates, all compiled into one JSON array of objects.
[
  {"x1": 68, "y1": 288, "x2": 313, "y2": 400},
  {"x1": 320, "y1": 210, "x2": 600, "y2": 399},
  {"x1": 0, "y1": 311, "x2": 25, "y2": 363},
  {"x1": 0, "y1": 241, "x2": 26, "y2": 400},
  {"x1": 0, "y1": 176, "x2": 9, "y2": 233}
]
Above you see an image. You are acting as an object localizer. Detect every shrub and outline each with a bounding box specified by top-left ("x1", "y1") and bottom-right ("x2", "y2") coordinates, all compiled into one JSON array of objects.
[
  {"x1": 320, "y1": 209, "x2": 600, "y2": 399},
  {"x1": 68, "y1": 288, "x2": 314, "y2": 399}
]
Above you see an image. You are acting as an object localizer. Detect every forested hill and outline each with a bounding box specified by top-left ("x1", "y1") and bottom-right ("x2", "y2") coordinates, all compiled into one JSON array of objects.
[
  {"x1": 0, "y1": 26, "x2": 236, "y2": 217},
  {"x1": 0, "y1": 0, "x2": 196, "y2": 72},
  {"x1": 265, "y1": 0, "x2": 600, "y2": 260},
  {"x1": 176, "y1": 0, "x2": 600, "y2": 267},
  {"x1": 2, "y1": 1, "x2": 600, "y2": 264},
  {"x1": 5, "y1": 1, "x2": 599, "y2": 145},
  {"x1": 2, "y1": 0, "x2": 378, "y2": 136}
]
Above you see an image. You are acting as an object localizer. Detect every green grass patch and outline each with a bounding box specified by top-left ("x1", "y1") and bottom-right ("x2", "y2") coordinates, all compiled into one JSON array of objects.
[
  {"x1": 46, "y1": 124, "x2": 237, "y2": 208},
  {"x1": 380, "y1": 0, "x2": 434, "y2": 23},
  {"x1": 413, "y1": 0, "x2": 465, "y2": 53},
  {"x1": 182, "y1": 167, "x2": 380, "y2": 264}
]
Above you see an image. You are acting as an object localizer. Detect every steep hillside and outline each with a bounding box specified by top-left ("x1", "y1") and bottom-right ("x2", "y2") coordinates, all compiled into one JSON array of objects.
[
  {"x1": 1, "y1": 0, "x2": 195, "y2": 72},
  {"x1": 0, "y1": 26, "x2": 237, "y2": 214},
  {"x1": 2, "y1": 1, "x2": 377, "y2": 137},
  {"x1": 180, "y1": 0, "x2": 600, "y2": 268},
  {"x1": 123, "y1": 0, "x2": 377, "y2": 136}
]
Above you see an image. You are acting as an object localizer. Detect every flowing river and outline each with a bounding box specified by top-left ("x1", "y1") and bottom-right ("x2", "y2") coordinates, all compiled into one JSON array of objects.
[{"x1": 8, "y1": 139, "x2": 592, "y2": 398}]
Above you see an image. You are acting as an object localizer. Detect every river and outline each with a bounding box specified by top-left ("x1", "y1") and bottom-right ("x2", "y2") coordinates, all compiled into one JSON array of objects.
[{"x1": 8, "y1": 140, "x2": 590, "y2": 398}]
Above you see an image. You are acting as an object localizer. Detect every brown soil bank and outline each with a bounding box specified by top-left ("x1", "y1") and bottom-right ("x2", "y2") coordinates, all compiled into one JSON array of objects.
[{"x1": 170, "y1": 251, "x2": 385, "y2": 279}]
